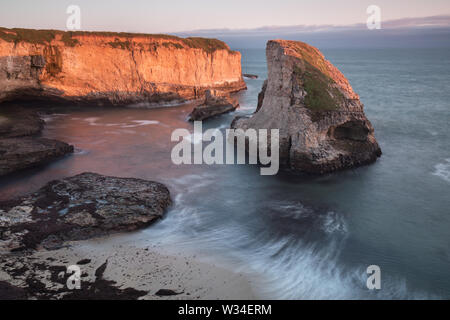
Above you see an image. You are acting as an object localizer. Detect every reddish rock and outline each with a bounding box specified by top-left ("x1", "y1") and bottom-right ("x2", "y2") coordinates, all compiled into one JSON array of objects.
[{"x1": 0, "y1": 28, "x2": 246, "y2": 105}]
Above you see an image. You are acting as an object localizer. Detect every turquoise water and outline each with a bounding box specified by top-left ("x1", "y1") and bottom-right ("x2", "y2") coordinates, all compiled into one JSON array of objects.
[{"x1": 1, "y1": 48, "x2": 449, "y2": 299}]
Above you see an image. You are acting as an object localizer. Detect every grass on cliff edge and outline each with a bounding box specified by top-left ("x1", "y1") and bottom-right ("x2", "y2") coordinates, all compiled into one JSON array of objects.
[
  {"x1": 294, "y1": 63, "x2": 345, "y2": 120},
  {"x1": 289, "y1": 41, "x2": 335, "y2": 80},
  {"x1": 0, "y1": 27, "x2": 231, "y2": 53}
]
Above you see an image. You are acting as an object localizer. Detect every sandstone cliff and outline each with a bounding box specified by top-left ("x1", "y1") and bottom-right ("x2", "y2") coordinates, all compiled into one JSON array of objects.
[
  {"x1": 232, "y1": 40, "x2": 381, "y2": 174},
  {"x1": 0, "y1": 28, "x2": 246, "y2": 105}
]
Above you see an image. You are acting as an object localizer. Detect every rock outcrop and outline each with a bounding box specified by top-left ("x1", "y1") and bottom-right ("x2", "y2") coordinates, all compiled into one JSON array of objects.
[
  {"x1": 0, "y1": 28, "x2": 246, "y2": 105},
  {"x1": 0, "y1": 106, "x2": 73, "y2": 176},
  {"x1": 0, "y1": 172, "x2": 171, "y2": 252},
  {"x1": 0, "y1": 137, "x2": 73, "y2": 176},
  {"x1": 188, "y1": 89, "x2": 239, "y2": 121},
  {"x1": 231, "y1": 40, "x2": 381, "y2": 174},
  {"x1": 0, "y1": 107, "x2": 44, "y2": 138}
]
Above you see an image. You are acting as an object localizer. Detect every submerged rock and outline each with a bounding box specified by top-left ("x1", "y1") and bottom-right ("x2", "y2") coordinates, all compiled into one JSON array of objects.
[
  {"x1": 231, "y1": 40, "x2": 381, "y2": 174},
  {"x1": 0, "y1": 172, "x2": 171, "y2": 251},
  {"x1": 188, "y1": 89, "x2": 239, "y2": 121},
  {"x1": 243, "y1": 73, "x2": 258, "y2": 79}
]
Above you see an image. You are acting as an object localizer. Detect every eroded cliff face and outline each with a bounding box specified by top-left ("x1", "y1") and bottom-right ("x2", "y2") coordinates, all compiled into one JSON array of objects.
[
  {"x1": 0, "y1": 28, "x2": 246, "y2": 105},
  {"x1": 232, "y1": 40, "x2": 381, "y2": 174}
]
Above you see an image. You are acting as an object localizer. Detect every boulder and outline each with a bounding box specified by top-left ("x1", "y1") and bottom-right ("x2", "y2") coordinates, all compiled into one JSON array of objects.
[
  {"x1": 188, "y1": 89, "x2": 239, "y2": 121},
  {"x1": 0, "y1": 172, "x2": 172, "y2": 251},
  {"x1": 231, "y1": 40, "x2": 381, "y2": 174}
]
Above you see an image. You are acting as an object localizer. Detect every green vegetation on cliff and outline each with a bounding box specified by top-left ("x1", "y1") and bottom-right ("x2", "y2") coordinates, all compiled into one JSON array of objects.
[
  {"x1": 0, "y1": 27, "x2": 232, "y2": 53},
  {"x1": 294, "y1": 62, "x2": 345, "y2": 121}
]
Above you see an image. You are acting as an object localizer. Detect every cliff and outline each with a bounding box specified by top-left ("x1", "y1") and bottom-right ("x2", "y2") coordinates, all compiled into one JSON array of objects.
[
  {"x1": 0, "y1": 28, "x2": 246, "y2": 105},
  {"x1": 231, "y1": 40, "x2": 381, "y2": 174}
]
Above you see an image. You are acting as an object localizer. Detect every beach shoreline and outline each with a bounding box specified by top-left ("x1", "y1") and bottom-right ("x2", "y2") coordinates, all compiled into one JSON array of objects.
[{"x1": 0, "y1": 233, "x2": 257, "y2": 300}]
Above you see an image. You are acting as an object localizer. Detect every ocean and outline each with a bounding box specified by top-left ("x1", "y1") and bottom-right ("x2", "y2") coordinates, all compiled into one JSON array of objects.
[{"x1": 1, "y1": 47, "x2": 449, "y2": 299}]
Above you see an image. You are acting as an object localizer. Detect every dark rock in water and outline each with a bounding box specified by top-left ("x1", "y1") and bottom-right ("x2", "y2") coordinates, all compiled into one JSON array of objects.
[
  {"x1": 256, "y1": 80, "x2": 267, "y2": 113},
  {"x1": 188, "y1": 89, "x2": 239, "y2": 121},
  {"x1": 231, "y1": 40, "x2": 381, "y2": 174},
  {"x1": 0, "y1": 106, "x2": 74, "y2": 176},
  {"x1": 0, "y1": 107, "x2": 44, "y2": 138},
  {"x1": 243, "y1": 73, "x2": 258, "y2": 79},
  {"x1": 0, "y1": 137, "x2": 73, "y2": 176},
  {"x1": 155, "y1": 289, "x2": 182, "y2": 296},
  {"x1": 0, "y1": 172, "x2": 172, "y2": 251}
]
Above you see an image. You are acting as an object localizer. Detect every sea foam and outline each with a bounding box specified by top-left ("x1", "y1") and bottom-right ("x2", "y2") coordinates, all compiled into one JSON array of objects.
[{"x1": 433, "y1": 158, "x2": 450, "y2": 183}]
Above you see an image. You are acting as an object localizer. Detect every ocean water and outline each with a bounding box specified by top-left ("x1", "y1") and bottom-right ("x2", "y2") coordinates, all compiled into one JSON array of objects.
[{"x1": 1, "y1": 48, "x2": 449, "y2": 299}]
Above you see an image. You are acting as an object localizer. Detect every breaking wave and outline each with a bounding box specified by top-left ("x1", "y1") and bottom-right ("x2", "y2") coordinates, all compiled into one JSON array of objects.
[
  {"x1": 433, "y1": 158, "x2": 450, "y2": 183},
  {"x1": 140, "y1": 173, "x2": 434, "y2": 300}
]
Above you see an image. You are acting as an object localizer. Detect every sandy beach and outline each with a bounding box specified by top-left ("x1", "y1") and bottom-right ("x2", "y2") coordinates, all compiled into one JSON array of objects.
[{"x1": 0, "y1": 233, "x2": 256, "y2": 299}]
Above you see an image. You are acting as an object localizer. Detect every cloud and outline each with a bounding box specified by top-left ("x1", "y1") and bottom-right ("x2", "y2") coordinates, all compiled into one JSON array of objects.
[
  {"x1": 175, "y1": 15, "x2": 450, "y2": 48},
  {"x1": 176, "y1": 15, "x2": 450, "y2": 36}
]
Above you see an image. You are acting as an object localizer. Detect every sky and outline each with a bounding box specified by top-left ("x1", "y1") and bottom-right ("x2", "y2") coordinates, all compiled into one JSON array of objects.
[{"x1": 1, "y1": 0, "x2": 450, "y2": 33}]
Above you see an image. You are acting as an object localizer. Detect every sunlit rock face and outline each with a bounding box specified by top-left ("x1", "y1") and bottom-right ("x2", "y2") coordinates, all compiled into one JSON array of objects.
[
  {"x1": 232, "y1": 40, "x2": 381, "y2": 174},
  {"x1": 0, "y1": 28, "x2": 246, "y2": 105}
]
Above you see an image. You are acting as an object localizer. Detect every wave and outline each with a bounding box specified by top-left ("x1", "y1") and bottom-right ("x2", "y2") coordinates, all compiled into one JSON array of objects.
[
  {"x1": 120, "y1": 120, "x2": 160, "y2": 128},
  {"x1": 433, "y1": 158, "x2": 450, "y2": 183},
  {"x1": 140, "y1": 173, "x2": 435, "y2": 299}
]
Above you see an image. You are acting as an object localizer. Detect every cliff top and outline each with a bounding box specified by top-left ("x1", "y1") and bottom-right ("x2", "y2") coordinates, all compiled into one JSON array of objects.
[
  {"x1": 268, "y1": 40, "x2": 358, "y2": 100},
  {"x1": 0, "y1": 27, "x2": 234, "y2": 54}
]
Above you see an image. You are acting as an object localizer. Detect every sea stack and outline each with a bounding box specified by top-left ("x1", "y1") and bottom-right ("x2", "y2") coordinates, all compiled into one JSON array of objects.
[
  {"x1": 0, "y1": 28, "x2": 246, "y2": 105},
  {"x1": 231, "y1": 40, "x2": 381, "y2": 174}
]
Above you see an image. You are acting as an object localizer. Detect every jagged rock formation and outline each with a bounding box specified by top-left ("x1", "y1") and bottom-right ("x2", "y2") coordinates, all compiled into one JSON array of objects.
[
  {"x1": 0, "y1": 172, "x2": 171, "y2": 252},
  {"x1": 188, "y1": 89, "x2": 239, "y2": 121},
  {"x1": 0, "y1": 28, "x2": 246, "y2": 105},
  {"x1": 231, "y1": 40, "x2": 381, "y2": 174}
]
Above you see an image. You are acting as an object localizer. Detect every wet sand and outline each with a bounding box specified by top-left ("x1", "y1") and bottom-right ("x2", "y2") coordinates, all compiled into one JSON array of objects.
[{"x1": 0, "y1": 234, "x2": 256, "y2": 300}]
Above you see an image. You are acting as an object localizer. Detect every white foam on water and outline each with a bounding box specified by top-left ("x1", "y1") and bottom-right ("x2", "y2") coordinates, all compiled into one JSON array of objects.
[
  {"x1": 73, "y1": 148, "x2": 89, "y2": 156},
  {"x1": 140, "y1": 177, "x2": 437, "y2": 300},
  {"x1": 127, "y1": 100, "x2": 191, "y2": 108},
  {"x1": 41, "y1": 113, "x2": 67, "y2": 123},
  {"x1": 120, "y1": 120, "x2": 160, "y2": 128},
  {"x1": 432, "y1": 158, "x2": 450, "y2": 183},
  {"x1": 84, "y1": 117, "x2": 101, "y2": 126}
]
